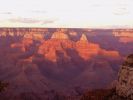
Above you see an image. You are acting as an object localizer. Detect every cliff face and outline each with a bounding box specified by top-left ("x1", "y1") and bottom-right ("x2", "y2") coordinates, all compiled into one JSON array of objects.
[
  {"x1": 116, "y1": 54, "x2": 133, "y2": 99},
  {"x1": 0, "y1": 28, "x2": 47, "y2": 41},
  {"x1": 75, "y1": 34, "x2": 99, "y2": 60},
  {"x1": 112, "y1": 29, "x2": 133, "y2": 37},
  {"x1": 112, "y1": 30, "x2": 133, "y2": 43}
]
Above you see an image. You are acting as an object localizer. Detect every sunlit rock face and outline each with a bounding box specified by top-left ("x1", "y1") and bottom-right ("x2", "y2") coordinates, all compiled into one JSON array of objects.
[
  {"x1": 0, "y1": 28, "x2": 47, "y2": 41},
  {"x1": 38, "y1": 33, "x2": 120, "y2": 65},
  {"x1": 51, "y1": 31, "x2": 69, "y2": 40},
  {"x1": 112, "y1": 29, "x2": 133, "y2": 43},
  {"x1": 38, "y1": 32, "x2": 75, "y2": 62},
  {"x1": 113, "y1": 29, "x2": 133, "y2": 37},
  {"x1": 76, "y1": 34, "x2": 99, "y2": 60},
  {"x1": 69, "y1": 31, "x2": 77, "y2": 36},
  {"x1": 80, "y1": 34, "x2": 88, "y2": 41},
  {"x1": 99, "y1": 50, "x2": 120, "y2": 58},
  {"x1": 116, "y1": 54, "x2": 133, "y2": 99},
  {"x1": 24, "y1": 32, "x2": 44, "y2": 41},
  {"x1": 76, "y1": 34, "x2": 89, "y2": 60}
]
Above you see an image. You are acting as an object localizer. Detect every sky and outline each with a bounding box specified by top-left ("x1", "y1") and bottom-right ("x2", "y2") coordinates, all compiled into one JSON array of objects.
[{"x1": 0, "y1": 0, "x2": 133, "y2": 28}]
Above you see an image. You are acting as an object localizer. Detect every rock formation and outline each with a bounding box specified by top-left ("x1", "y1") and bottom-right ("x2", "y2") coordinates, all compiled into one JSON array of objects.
[
  {"x1": 112, "y1": 30, "x2": 133, "y2": 43},
  {"x1": 76, "y1": 34, "x2": 100, "y2": 60},
  {"x1": 0, "y1": 28, "x2": 48, "y2": 37},
  {"x1": 51, "y1": 31, "x2": 69, "y2": 40},
  {"x1": 113, "y1": 30, "x2": 133, "y2": 37},
  {"x1": 38, "y1": 34, "x2": 74, "y2": 62},
  {"x1": 116, "y1": 54, "x2": 133, "y2": 99},
  {"x1": 80, "y1": 34, "x2": 88, "y2": 41},
  {"x1": 69, "y1": 31, "x2": 77, "y2": 36},
  {"x1": 80, "y1": 54, "x2": 133, "y2": 100},
  {"x1": 75, "y1": 34, "x2": 90, "y2": 60}
]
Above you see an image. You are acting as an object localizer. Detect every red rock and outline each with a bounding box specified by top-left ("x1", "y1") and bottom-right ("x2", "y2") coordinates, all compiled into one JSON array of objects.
[
  {"x1": 51, "y1": 31, "x2": 69, "y2": 40},
  {"x1": 80, "y1": 34, "x2": 88, "y2": 41},
  {"x1": 38, "y1": 39, "x2": 75, "y2": 62},
  {"x1": 75, "y1": 34, "x2": 99, "y2": 60}
]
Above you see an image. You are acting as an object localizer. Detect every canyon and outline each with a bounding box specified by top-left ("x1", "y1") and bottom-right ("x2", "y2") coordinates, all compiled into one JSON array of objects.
[{"x1": 0, "y1": 28, "x2": 132, "y2": 100}]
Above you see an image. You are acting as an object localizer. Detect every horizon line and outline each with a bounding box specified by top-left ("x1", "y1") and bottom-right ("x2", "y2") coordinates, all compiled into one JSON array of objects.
[{"x1": 0, "y1": 27, "x2": 133, "y2": 30}]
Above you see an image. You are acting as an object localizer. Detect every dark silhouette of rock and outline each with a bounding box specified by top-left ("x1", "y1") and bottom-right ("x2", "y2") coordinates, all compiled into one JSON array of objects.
[{"x1": 0, "y1": 81, "x2": 8, "y2": 93}]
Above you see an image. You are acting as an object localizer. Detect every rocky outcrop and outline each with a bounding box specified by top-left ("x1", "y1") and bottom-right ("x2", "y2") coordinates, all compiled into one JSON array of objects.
[
  {"x1": 51, "y1": 31, "x2": 69, "y2": 40},
  {"x1": 80, "y1": 54, "x2": 133, "y2": 100},
  {"x1": 75, "y1": 34, "x2": 100, "y2": 60},
  {"x1": 80, "y1": 34, "x2": 88, "y2": 41},
  {"x1": 99, "y1": 50, "x2": 120, "y2": 58},
  {"x1": 38, "y1": 40, "x2": 75, "y2": 62},
  {"x1": 23, "y1": 32, "x2": 44, "y2": 40},
  {"x1": 0, "y1": 28, "x2": 46, "y2": 42},
  {"x1": 116, "y1": 54, "x2": 133, "y2": 99},
  {"x1": 99, "y1": 54, "x2": 133, "y2": 100},
  {"x1": 69, "y1": 31, "x2": 77, "y2": 36},
  {"x1": 75, "y1": 34, "x2": 90, "y2": 60},
  {"x1": 113, "y1": 30, "x2": 133, "y2": 37},
  {"x1": 112, "y1": 30, "x2": 133, "y2": 43}
]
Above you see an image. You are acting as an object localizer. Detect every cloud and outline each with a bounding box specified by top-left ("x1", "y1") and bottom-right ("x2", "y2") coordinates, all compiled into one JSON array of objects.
[
  {"x1": 113, "y1": 7, "x2": 129, "y2": 15},
  {"x1": 0, "y1": 12, "x2": 12, "y2": 15},
  {"x1": 9, "y1": 18, "x2": 40, "y2": 23},
  {"x1": 42, "y1": 20, "x2": 56, "y2": 24},
  {"x1": 8, "y1": 17, "x2": 56, "y2": 24}
]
